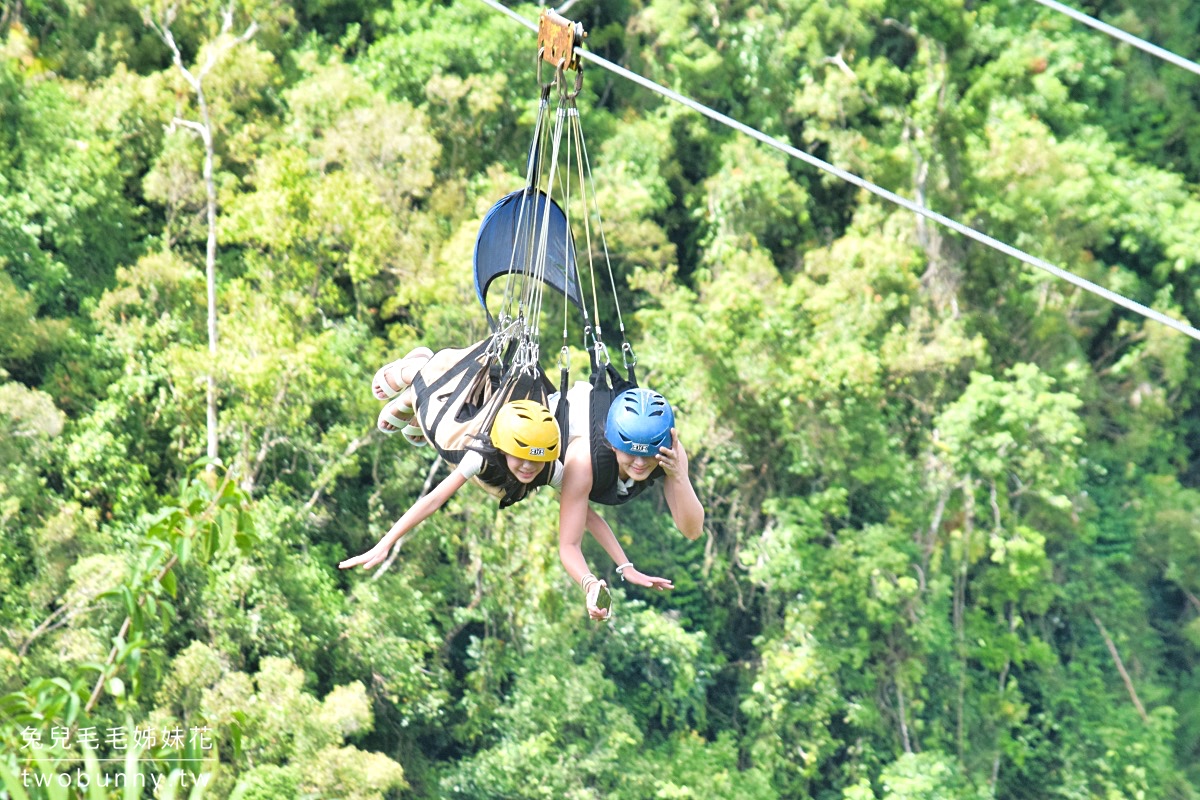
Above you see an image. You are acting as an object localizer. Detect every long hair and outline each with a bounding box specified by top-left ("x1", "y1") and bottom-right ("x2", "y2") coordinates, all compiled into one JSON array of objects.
[{"x1": 465, "y1": 434, "x2": 545, "y2": 509}]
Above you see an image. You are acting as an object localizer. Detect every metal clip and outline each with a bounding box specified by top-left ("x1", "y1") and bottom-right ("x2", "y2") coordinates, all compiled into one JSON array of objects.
[
  {"x1": 621, "y1": 341, "x2": 637, "y2": 370},
  {"x1": 566, "y1": 62, "x2": 584, "y2": 100}
]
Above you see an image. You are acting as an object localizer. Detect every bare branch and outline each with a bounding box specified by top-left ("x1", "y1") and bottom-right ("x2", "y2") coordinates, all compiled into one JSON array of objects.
[
  {"x1": 195, "y1": 15, "x2": 258, "y2": 83},
  {"x1": 883, "y1": 17, "x2": 917, "y2": 38},
  {"x1": 169, "y1": 117, "x2": 208, "y2": 137},
  {"x1": 1090, "y1": 610, "x2": 1149, "y2": 723},
  {"x1": 895, "y1": 664, "x2": 912, "y2": 753},
  {"x1": 822, "y1": 49, "x2": 857, "y2": 81},
  {"x1": 373, "y1": 456, "x2": 444, "y2": 579},
  {"x1": 304, "y1": 431, "x2": 375, "y2": 511},
  {"x1": 990, "y1": 605, "x2": 1019, "y2": 788},
  {"x1": 85, "y1": 554, "x2": 179, "y2": 713},
  {"x1": 145, "y1": 7, "x2": 201, "y2": 93},
  {"x1": 1185, "y1": 589, "x2": 1200, "y2": 615},
  {"x1": 989, "y1": 479, "x2": 1002, "y2": 530},
  {"x1": 17, "y1": 604, "x2": 72, "y2": 658}
]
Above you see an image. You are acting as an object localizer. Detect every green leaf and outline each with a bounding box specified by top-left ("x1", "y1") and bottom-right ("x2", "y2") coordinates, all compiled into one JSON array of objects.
[
  {"x1": 204, "y1": 524, "x2": 218, "y2": 560},
  {"x1": 123, "y1": 746, "x2": 141, "y2": 800},
  {"x1": 187, "y1": 770, "x2": 211, "y2": 800},
  {"x1": 83, "y1": 745, "x2": 108, "y2": 800},
  {"x1": 120, "y1": 585, "x2": 137, "y2": 619},
  {"x1": 30, "y1": 750, "x2": 67, "y2": 800},
  {"x1": 162, "y1": 568, "x2": 178, "y2": 598},
  {"x1": 0, "y1": 759, "x2": 33, "y2": 800},
  {"x1": 227, "y1": 777, "x2": 250, "y2": 800},
  {"x1": 65, "y1": 690, "x2": 80, "y2": 726},
  {"x1": 229, "y1": 711, "x2": 244, "y2": 760}
]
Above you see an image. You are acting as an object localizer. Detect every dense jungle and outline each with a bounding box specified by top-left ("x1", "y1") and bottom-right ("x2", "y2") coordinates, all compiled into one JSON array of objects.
[{"x1": 2, "y1": 0, "x2": 1200, "y2": 797}]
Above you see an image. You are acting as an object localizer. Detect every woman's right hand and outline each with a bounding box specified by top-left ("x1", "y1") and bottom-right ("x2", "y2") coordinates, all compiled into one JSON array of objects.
[
  {"x1": 585, "y1": 579, "x2": 612, "y2": 621},
  {"x1": 338, "y1": 540, "x2": 394, "y2": 570}
]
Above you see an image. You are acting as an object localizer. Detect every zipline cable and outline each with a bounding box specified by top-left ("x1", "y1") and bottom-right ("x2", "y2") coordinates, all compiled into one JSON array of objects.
[
  {"x1": 474, "y1": 0, "x2": 1200, "y2": 343},
  {"x1": 1029, "y1": 0, "x2": 1200, "y2": 79}
]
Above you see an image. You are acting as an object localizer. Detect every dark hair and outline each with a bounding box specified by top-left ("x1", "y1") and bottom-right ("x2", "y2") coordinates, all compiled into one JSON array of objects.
[{"x1": 466, "y1": 434, "x2": 545, "y2": 509}]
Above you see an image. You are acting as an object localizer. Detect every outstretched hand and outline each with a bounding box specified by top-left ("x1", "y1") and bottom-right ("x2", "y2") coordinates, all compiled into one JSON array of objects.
[
  {"x1": 621, "y1": 567, "x2": 674, "y2": 591},
  {"x1": 338, "y1": 541, "x2": 394, "y2": 571},
  {"x1": 656, "y1": 428, "x2": 689, "y2": 480}
]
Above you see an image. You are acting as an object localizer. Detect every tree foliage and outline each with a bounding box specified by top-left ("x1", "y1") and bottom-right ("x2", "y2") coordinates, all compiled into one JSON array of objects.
[{"x1": 3, "y1": 1, "x2": 1200, "y2": 798}]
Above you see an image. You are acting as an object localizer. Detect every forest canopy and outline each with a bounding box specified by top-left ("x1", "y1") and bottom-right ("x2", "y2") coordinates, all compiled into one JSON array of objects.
[{"x1": 2, "y1": 1, "x2": 1200, "y2": 798}]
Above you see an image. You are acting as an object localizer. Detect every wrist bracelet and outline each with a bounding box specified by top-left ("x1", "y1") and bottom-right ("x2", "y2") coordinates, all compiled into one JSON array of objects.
[
  {"x1": 581, "y1": 573, "x2": 598, "y2": 591},
  {"x1": 615, "y1": 562, "x2": 633, "y2": 581}
]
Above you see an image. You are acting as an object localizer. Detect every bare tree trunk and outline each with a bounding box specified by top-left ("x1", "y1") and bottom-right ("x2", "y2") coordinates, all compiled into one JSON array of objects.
[
  {"x1": 199, "y1": 96, "x2": 219, "y2": 467},
  {"x1": 954, "y1": 476, "x2": 974, "y2": 764},
  {"x1": 895, "y1": 656, "x2": 913, "y2": 754},
  {"x1": 0, "y1": 0, "x2": 21, "y2": 35},
  {"x1": 1090, "y1": 610, "x2": 1149, "y2": 723},
  {"x1": 990, "y1": 604, "x2": 1018, "y2": 789},
  {"x1": 147, "y1": 3, "x2": 256, "y2": 471}
]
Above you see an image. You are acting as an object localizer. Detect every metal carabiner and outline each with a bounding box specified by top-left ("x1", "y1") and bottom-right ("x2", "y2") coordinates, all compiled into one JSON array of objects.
[
  {"x1": 566, "y1": 62, "x2": 584, "y2": 100},
  {"x1": 555, "y1": 61, "x2": 571, "y2": 101},
  {"x1": 537, "y1": 47, "x2": 560, "y2": 91},
  {"x1": 621, "y1": 341, "x2": 637, "y2": 370}
]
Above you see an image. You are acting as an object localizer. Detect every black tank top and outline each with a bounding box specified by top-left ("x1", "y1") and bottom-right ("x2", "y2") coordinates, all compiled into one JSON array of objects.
[
  {"x1": 469, "y1": 441, "x2": 554, "y2": 509},
  {"x1": 586, "y1": 363, "x2": 663, "y2": 506}
]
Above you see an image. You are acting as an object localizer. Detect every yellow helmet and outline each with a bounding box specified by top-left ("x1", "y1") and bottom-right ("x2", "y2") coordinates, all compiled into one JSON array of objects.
[{"x1": 491, "y1": 400, "x2": 560, "y2": 462}]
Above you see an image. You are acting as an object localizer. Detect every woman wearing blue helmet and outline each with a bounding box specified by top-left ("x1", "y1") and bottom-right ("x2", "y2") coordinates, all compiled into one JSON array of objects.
[{"x1": 556, "y1": 382, "x2": 705, "y2": 621}]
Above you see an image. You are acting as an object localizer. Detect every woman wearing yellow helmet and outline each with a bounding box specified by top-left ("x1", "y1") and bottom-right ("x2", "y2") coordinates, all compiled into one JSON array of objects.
[
  {"x1": 339, "y1": 395, "x2": 564, "y2": 571},
  {"x1": 467, "y1": 399, "x2": 562, "y2": 507},
  {"x1": 342, "y1": 345, "x2": 657, "y2": 592}
]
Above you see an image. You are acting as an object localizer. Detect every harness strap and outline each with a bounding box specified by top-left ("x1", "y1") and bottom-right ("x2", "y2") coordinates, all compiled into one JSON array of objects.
[
  {"x1": 411, "y1": 337, "x2": 557, "y2": 467},
  {"x1": 586, "y1": 363, "x2": 661, "y2": 506}
]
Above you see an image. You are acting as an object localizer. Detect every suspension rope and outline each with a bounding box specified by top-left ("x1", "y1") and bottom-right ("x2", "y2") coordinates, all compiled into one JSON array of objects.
[
  {"x1": 1030, "y1": 0, "x2": 1200, "y2": 78},
  {"x1": 567, "y1": 102, "x2": 604, "y2": 352},
  {"x1": 472, "y1": 0, "x2": 1200, "y2": 343},
  {"x1": 571, "y1": 94, "x2": 628, "y2": 354},
  {"x1": 499, "y1": 86, "x2": 551, "y2": 326},
  {"x1": 528, "y1": 95, "x2": 569, "y2": 346}
]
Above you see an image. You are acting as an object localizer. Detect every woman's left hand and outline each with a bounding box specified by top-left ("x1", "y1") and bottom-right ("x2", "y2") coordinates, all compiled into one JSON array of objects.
[
  {"x1": 621, "y1": 567, "x2": 674, "y2": 590},
  {"x1": 656, "y1": 428, "x2": 689, "y2": 480}
]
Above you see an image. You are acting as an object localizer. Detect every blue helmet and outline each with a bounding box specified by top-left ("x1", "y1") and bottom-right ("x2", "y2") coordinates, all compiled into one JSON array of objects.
[{"x1": 605, "y1": 388, "x2": 675, "y2": 455}]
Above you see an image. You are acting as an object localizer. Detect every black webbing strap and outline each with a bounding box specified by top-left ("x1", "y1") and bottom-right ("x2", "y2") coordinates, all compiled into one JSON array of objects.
[{"x1": 411, "y1": 339, "x2": 493, "y2": 464}]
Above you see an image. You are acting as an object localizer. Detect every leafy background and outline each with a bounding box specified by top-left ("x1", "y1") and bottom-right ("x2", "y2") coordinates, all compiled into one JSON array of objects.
[{"x1": 2, "y1": 0, "x2": 1199, "y2": 798}]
